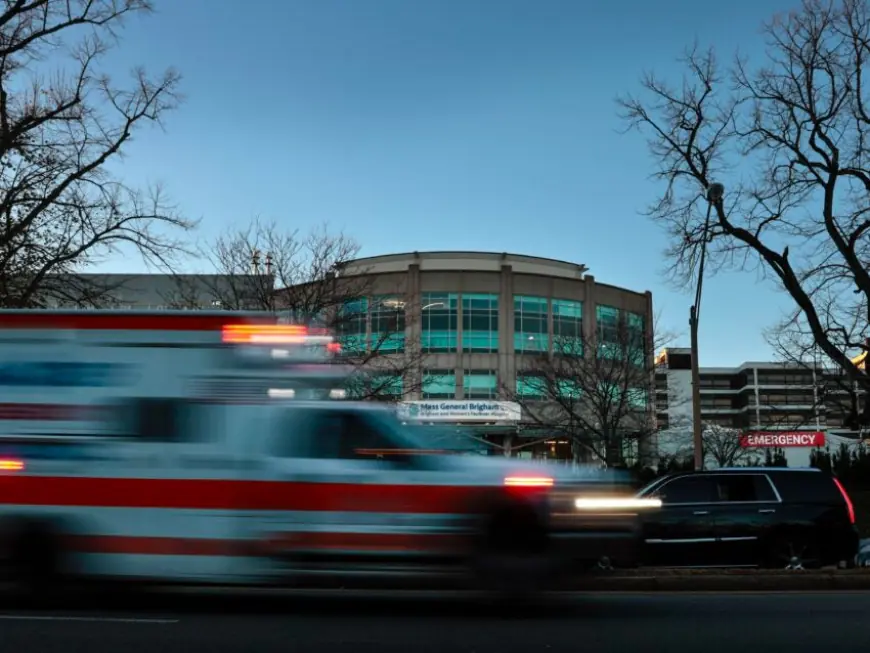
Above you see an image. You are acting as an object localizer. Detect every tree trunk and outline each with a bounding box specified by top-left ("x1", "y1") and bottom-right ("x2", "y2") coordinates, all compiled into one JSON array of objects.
[
  {"x1": 605, "y1": 434, "x2": 624, "y2": 468},
  {"x1": 571, "y1": 439, "x2": 584, "y2": 463},
  {"x1": 638, "y1": 431, "x2": 655, "y2": 467}
]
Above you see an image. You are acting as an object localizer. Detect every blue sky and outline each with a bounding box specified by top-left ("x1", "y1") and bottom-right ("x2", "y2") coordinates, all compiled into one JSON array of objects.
[{"x1": 97, "y1": 0, "x2": 802, "y2": 366}]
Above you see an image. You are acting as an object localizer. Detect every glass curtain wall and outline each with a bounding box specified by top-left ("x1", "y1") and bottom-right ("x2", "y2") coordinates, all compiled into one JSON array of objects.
[
  {"x1": 423, "y1": 369, "x2": 456, "y2": 399},
  {"x1": 461, "y1": 293, "x2": 499, "y2": 352},
  {"x1": 514, "y1": 295, "x2": 548, "y2": 353},
  {"x1": 421, "y1": 292, "x2": 458, "y2": 353},
  {"x1": 553, "y1": 299, "x2": 583, "y2": 355},
  {"x1": 463, "y1": 370, "x2": 498, "y2": 399},
  {"x1": 369, "y1": 295, "x2": 406, "y2": 353}
]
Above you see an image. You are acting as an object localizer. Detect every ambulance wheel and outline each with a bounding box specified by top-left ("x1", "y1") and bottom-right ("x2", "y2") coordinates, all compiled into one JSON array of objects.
[
  {"x1": 471, "y1": 503, "x2": 552, "y2": 599},
  {"x1": 8, "y1": 523, "x2": 66, "y2": 601}
]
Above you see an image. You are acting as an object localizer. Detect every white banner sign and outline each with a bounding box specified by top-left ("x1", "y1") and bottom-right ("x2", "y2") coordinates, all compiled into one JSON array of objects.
[{"x1": 398, "y1": 400, "x2": 522, "y2": 423}]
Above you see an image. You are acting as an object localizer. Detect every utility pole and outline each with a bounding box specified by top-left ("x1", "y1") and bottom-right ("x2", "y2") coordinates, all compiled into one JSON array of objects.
[{"x1": 690, "y1": 182, "x2": 725, "y2": 471}]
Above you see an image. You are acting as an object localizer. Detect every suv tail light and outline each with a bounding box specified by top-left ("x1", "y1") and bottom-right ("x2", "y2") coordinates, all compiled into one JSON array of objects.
[{"x1": 832, "y1": 477, "x2": 856, "y2": 524}]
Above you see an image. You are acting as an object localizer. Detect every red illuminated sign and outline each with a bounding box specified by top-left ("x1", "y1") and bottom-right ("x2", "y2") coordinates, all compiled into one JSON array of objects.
[{"x1": 739, "y1": 431, "x2": 825, "y2": 448}]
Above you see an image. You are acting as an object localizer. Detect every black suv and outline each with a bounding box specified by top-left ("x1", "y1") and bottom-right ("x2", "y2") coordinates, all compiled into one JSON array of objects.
[{"x1": 635, "y1": 468, "x2": 859, "y2": 569}]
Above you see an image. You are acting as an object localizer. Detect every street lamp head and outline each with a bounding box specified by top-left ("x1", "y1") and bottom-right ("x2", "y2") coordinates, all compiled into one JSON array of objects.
[{"x1": 706, "y1": 183, "x2": 725, "y2": 203}]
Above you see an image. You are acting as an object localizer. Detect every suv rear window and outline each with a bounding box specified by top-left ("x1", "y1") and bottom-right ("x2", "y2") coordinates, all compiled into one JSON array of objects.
[{"x1": 767, "y1": 472, "x2": 842, "y2": 504}]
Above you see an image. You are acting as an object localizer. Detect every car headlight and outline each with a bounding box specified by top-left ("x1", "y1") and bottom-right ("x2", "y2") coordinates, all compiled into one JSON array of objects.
[{"x1": 574, "y1": 497, "x2": 662, "y2": 510}]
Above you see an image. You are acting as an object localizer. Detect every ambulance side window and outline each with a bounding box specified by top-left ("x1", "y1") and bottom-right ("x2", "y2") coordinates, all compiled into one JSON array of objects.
[
  {"x1": 305, "y1": 410, "x2": 410, "y2": 464},
  {"x1": 336, "y1": 413, "x2": 398, "y2": 460},
  {"x1": 305, "y1": 410, "x2": 345, "y2": 459},
  {"x1": 271, "y1": 408, "x2": 319, "y2": 458},
  {"x1": 130, "y1": 398, "x2": 186, "y2": 442}
]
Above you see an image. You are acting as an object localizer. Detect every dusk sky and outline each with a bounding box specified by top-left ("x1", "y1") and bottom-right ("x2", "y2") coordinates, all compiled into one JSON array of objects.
[{"x1": 99, "y1": 0, "x2": 803, "y2": 366}]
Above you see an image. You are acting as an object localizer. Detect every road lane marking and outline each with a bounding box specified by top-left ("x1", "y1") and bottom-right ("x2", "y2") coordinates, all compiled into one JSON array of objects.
[{"x1": 0, "y1": 615, "x2": 178, "y2": 623}]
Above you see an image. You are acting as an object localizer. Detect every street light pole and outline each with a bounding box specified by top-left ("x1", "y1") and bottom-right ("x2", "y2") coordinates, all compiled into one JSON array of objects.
[
  {"x1": 690, "y1": 182, "x2": 724, "y2": 471},
  {"x1": 689, "y1": 305, "x2": 704, "y2": 470}
]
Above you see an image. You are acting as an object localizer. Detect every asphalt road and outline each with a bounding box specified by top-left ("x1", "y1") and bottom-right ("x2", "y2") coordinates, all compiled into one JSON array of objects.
[{"x1": 1, "y1": 589, "x2": 869, "y2": 653}]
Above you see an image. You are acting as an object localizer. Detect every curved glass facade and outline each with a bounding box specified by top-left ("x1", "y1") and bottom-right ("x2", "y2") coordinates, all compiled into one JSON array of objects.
[
  {"x1": 329, "y1": 282, "x2": 648, "y2": 406},
  {"x1": 308, "y1": 252, "x2": 651, "y2": 462},
  {"x1": 336, "y1": 292, "x2": 644, "y2": 365}
]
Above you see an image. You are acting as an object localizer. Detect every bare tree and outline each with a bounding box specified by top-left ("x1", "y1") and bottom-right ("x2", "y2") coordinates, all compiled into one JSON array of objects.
[
  {"x1": 0, "y1": 0, "x2": 191, "y2": 307},
  {"x1": 655, "y1": 382, "x2": 764, "y2": 467},
  {"x1": 663, "y1": 416, "x2": 808, "y2": 467},
  {"x1": 618, "y1": 0, "x2": 870, "y2": 422},
  {"x1": 658, "y1": 420, "x2": 774, "y2": 468},
  {"x1": 508, "y1": 314, "x2": 657, "y2": 467},
  {"x1": 180, "y1": 218, "x2": 426, "y2": 400},
  {"x1": 704, "y1": 424, "x2": 759, "y2": 468},
  {"x1": 36, "y1": 272, "x2": 136, "y2": 308},
  {"x1": 768, "y1": 330, "x2": 868, "y2": 435},
  {"x1": 169, "y1": 219, "x2": 357, "y2": 314}
]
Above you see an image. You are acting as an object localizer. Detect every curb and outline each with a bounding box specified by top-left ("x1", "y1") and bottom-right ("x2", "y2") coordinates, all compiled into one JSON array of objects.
[
  {"x1": 144, "y1": 573, "x2": 870, "y2": 595},
  {"x1": 580, "y1": 572, "x2": 870, "y2": 592}
]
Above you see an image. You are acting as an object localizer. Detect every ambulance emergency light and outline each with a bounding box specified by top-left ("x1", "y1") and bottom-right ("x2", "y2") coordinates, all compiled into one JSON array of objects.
[{"x1": 222, "y1": 324, "x2": 342, "y2": 353}]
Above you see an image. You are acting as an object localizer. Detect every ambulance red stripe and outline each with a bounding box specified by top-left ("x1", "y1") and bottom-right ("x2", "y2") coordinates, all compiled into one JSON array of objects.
[
  {"x1": 0, "y1": 312, "x2": 275, "y2": 331},
  {"x1": 0, "y1": 403, "x2": 102, "y2": 420},
  {"x1": 67, "y1": 535, "x2": 249, "y2": 557},
  {"x1": 265, "y1": 532, "x2": 463, "y2": 554},
  {"x1": 68, "y1": 532, "x2": 463, "y2": 557},
  {"x1": 0, "y1": 476, "x2": 486, "y2": 513}
]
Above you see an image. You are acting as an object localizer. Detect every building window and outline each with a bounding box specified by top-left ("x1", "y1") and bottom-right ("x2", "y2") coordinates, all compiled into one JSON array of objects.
[
  {"x1": 595, "y1": 381, "x2": 648, "y2": 410},
  {"x1": 421, "y1": 292, "x2": 458, "y2": 353},
  {"x1": 627, "y1": 387, "x2": 648, "y2": 409},
  {"x1": 463, "y1": 369, "x2": 498, "y2": 399},
  {"x1": 370, "y1": 295, "x2": 406, "y2": 353},
  {"x1": 626, "y1": 311, "x2": 646, "y2": 364},
  {"x1": 556, "y1": 379, "x2": 582, "y2": 400},
  {"x1": 514, "y1": 295, "x2": 548, "y2": 353},
  {"x1": 423, "y1": 369, "x2": 456, "y2": 399},
  {"x1": 336, "y1": 298, "x2": 367, "y2": 354},
  {"x1": 596, "y1": 304, "x2": 620, "y2": 349},
  {"x1": 553, "y1": 299, "x2": 583, "y2": 356},
  {"x1": 346, "y1": 374, "x2": 403, "y2": 400},
  {"x1": 516, "y1": 374, "x2": 546, "y2": 400},
  {"x1": 370, "y1": 374, "x2": 403, "y2": 399},
  {"x1": 462, "y1": 293, "x2": 499, "y2": 352},
  {"x1": 596, "y1": 305, "x2": 646, "y2": 362}
]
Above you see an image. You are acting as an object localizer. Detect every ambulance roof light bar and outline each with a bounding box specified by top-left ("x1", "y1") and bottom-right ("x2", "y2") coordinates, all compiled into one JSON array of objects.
[{"x1": 222, "y1": 324, "x2": 339, "y2": 348}]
